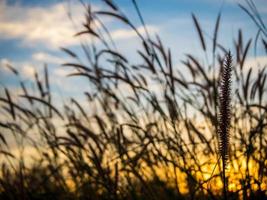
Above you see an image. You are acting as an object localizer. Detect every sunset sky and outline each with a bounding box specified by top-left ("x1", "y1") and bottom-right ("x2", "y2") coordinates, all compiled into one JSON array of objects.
[
  {"x1": 0, "y1": 0, "x2": 266, "y2": 100},
  {"x1": 0, "y1": 1, "x2": 267, "y2": 197}
]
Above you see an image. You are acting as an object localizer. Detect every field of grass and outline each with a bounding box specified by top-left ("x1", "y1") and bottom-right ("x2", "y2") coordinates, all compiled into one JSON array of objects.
[{"x1": 0, "y1": 0, "x2": 266, "y2": 199}]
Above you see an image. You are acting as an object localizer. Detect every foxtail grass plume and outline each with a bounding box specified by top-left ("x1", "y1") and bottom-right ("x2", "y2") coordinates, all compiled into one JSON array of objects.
[
  {"x1": 218, "y1": 51, "x2": 232, "y2": 200},
  {"x1": 218, "y1": 51, "x2": 232, "y2": 164}
]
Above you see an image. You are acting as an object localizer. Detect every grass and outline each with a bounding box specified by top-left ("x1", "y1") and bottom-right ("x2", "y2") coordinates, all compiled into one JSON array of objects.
[
  {"x1": 218, "y1": 51, "x2": 232, "y2": 200},
  {"x1": 0, "y1": 0, "x2": 267, "y2": 200}
]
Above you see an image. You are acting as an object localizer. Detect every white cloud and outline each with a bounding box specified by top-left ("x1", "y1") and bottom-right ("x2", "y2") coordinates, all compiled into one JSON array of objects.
[
  {"x1": 203, "y1": 55, "x2": 267, "y2": 80},
  {"x1": 0, "y1": 58, "x2": 13, "y2": 74},
  {"x1": 54, "y1": 68, "x2": 72, "y2": 77},
  {"x1": 0, "y1": 0, "x2": 85, "y2": 48},
  {"x1": 21, "y1": 64, "x2": 35, "y2": 78},
  {"x1": 0, "y1": 1, "x2": 160, "y2": 49},
  {"x1": 0, "y1": 58, "x2": 11, "y2": 66},
  {"x1": 243, "y1": 55, "x2": 267, "y2": 71},
  {"x1": 32, "y1": 52, "x2": 64, "y2": 64},
  {"x1": 0, "y1": 58, "x2": 35, "y2": 79}
]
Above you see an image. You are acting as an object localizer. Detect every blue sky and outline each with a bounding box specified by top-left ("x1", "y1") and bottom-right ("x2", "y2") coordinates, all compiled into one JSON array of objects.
[{"x1": 0, "y1": 0, "x2": 267, "y2": 101}]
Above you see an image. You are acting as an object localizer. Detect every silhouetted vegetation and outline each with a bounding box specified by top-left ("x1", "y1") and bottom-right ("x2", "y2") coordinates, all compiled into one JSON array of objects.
[{"x1": 0, "y1": 0, "x2": 266, "y2": 200}]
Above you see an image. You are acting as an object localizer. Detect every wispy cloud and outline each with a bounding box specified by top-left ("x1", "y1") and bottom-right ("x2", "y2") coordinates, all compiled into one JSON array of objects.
[
  {"x1": 32, "y1": 52, "x2": 64, "y2": 64},
  {"x1": 243, "y1": 55, "x2": 267, "y2": 71},
  {"x1": 1, "y1": 58, "x2": 36, "y2": 79},
  {"x1": 0, "y1": 0, "x2": 84, "y2": 49},
  {"x1": 0, "y1": 0, "x2": 159, "y2": 50},
  {"x1": 21, "y1": 64, "x2": 36, "y2": 79},
  {"x1": 0, "y1": 58, "x2": 13, "y2": 74}
]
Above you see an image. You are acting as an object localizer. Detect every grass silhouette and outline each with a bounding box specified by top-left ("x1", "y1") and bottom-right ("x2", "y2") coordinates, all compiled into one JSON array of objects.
[
  {"x1": 0, "y1": 0, "x2": 267, "y2": 200},
  {"x1": 218, "y1": 51, "x2": 232, "y2": 200}
]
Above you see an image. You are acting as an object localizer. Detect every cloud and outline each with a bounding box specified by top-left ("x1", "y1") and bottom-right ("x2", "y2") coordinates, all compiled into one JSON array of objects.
[
  {"x1": 21, "y1": 64, "x2": 36, "y2": 78},
  {"x1": 32, "y1": 52, "x2": 64, "y2": 64},
  {"x1": 0, "y1": 58, "x2": 35, "y2": 79},
  {"x1": 0, "y1": 1, "x2": 160, "y2": 50},
  {"x1": 243, "y1": 55, "x2": 267, "y2": 71},
  {"x1": 0, "y1": 58, "x2": 13, "y2": 74},
  {"x1": 53, "y1": 67, "x2": 73, "y2": 77},
  {"x1": 0, "y1": 0, "x2": 85, "y2": 49}
]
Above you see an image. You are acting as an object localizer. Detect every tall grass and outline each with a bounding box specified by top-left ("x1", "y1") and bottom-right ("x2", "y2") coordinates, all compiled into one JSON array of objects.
[
  {"x1": 0, "y1": 0, "x2": 266, "y2": 200},
  {"x1": 218, "y1": 51, "x2": 232, "y2": 200}
]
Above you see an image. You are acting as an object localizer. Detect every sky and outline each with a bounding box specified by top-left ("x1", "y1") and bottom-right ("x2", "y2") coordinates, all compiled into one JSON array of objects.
[{"x1": 0, "y1": 0, "x2": 267, "y2": 102}]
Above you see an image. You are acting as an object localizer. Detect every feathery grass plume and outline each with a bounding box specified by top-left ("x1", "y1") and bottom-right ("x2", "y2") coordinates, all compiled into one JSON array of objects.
[
  {"x1": 218, "y1": 51, "x2": 232, "y2": 200},
  {"x1": 218, "y1": 51, "x2": 232, "y2": 163}
]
